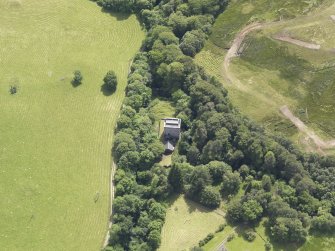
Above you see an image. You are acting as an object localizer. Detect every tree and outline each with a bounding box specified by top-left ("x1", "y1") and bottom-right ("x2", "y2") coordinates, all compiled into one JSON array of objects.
[
  {"x1": 103, "y1": 70, "x2": 118, "y2": 92},
  {"x1": 264, "y1": 151, "x2": 276, "y2": 171},
  {"x1": 262, "y1": 175, "x2": 272, "y2": 192},
  {"x1": 241, "y1": 199, "x2": 263, "y2": 223},
  {"x1": 168, "y1": 164, "x2": 184, "y2": 192},
  {"x1": 187, "y1": 145, "x2": 200, "y2": 165},
  {"x1": 200, "y1": 186, "x2": 221, "y2": 208},
  {"x1": 148, "y1": 230, "x2": 161, "y2": 249},
  {"x1": 239, "y1": 164, "x2": 250, "y2": 179},
  {"x1": 113, "y1": 194, "x2": 143, "y2": 218},
  {"x1": 270, "y1": 217, "x2": 307, "y2": 243},
  {"x1": 221, "y1": 171, "x2": 241, "y2": 196},
  {"x1": 180, "y1": 30, "x2": 207, "y2": 57},
  {"x1": 207, "y1": 161, "x2": 231, "y2": 184},
  {"x1": 227, "y1": 200, "x2": 243, "y2": 223},
  {"x1": 9, "y1": 85, "x2": 18, "y2": 94},
  {"x1": 186, "y1": 166, "x2": 212, "y2": 197},
  {"x1": 311, "y1": 213, "x2": 335, "y2": 233},
  {"x1": 72, "y1": 70, "x2": 83, "y2": 85}
]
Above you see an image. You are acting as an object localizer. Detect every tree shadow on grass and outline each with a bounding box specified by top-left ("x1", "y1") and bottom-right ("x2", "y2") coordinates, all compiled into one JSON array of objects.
[
  {"x1": 71, "y1": 80, "x2": 82, "y2": 88},
  {"x1": 100, "y1": 8, "x2": 131, "y2": 21},
  {"x1": 185, "y1": 196, "x2": 215, "y2": 214},
  {"x1": 100, "y1": 83, "x2": 116, "y2": 96}
]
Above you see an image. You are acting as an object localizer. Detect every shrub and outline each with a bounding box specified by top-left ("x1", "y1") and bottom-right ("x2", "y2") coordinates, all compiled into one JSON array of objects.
[
  {"x1": 265, "y1": 242, "x2": 272, "y2": 251},
  {"x1": 215, "y1": 223, "x2": 227, "y2": 233},
  {"x1": 227, "y1": 233, "x2": 235, "y2": 242},
  {"x1": 198, "y1": 233, "x2": 214, "y2": 247},
  {"x1": 103, "y1": 70, "x2": 118, "y2": 92},
  {"x1": 244, "y1": 230, "x2": 256, "y2": 242},
  {"x1": 72, "y1": 70, "x2": 83, "y2": 85},
  {"x1": 200, "y1": 186, "x2": 221, "y2": 208}
]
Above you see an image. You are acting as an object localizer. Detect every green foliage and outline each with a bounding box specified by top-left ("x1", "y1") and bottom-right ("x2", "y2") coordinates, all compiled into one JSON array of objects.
[
  {"x1": 227, "y1": 233, "x2": 235, "y2": 242},
  {"x1": 200, "y1": 186, "x2": 221, "y2": 208},
  {"x1": 270, "y1": 217, "x2": 307, "y2": 243},
  {"x1": 227, "y1": 200, "x2": 243, "y2": 224},
  {"x1": 215, "y1": 223, "x2": 227, "y2": 233},
  {"x1": 168, "y1": 164, "x2": 184, "y2": 192},
  {"x1": 199, "y1": 232, "x2": 214, "y2": 247},
  {"x1": 244, "y1": 229, "x2": 256, "y2": 242},
  {"x1": 97, "y1": 0, "x2": 155, "y2": 13},
  {"x1": 208, "y1": 161, "x2": 231, "y2": 184},
  {"x1": 241, "y1": 199, "x2": 263, "y2": 223},
  {"x1": 72, "y1": 70, "x2": 83, "y2": 85},
  {"x1": 103, "y1": 70, "x2": 118, "y2": 92},
  {"x1": 311, "y1": 213, "x2": 335, "y2": 233},
  {"x1": 221, "y1": 171, "x2": 241, "y2": 196},
  {"x1": 180, "y1": 30, "x2": 207, "y2": 57}
]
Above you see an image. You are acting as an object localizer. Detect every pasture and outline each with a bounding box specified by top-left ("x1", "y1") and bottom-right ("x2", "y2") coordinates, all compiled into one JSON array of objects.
[
  {"x1": 0, "y1": 0, "x2": 144, "y2": 250},
  {"x1": 159, "y1": 195, "x2": 225, "y2": 251},
  {"x1": 196, "y1": 1, "x2": 335, "y2": 152}
]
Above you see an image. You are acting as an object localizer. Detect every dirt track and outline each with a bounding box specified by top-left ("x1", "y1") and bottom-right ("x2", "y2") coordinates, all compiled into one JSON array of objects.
[
  {"x1": 274, "y1": 35, "x2": 321, "y2": 50},
  {"x1": 280, "y1": 105, "x2": 335, "y2": 150},
  {"x1": 102, "y1": 161, "x2": 116, "y2": 248},
  {"x1": 223, "y1": 23, "x2": 264, "y2": 83}
]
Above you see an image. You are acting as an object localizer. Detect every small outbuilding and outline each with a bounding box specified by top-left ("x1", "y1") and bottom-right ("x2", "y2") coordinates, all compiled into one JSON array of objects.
[{"x1": 164, "y1": 141, "x2": 175, "y2": 154}]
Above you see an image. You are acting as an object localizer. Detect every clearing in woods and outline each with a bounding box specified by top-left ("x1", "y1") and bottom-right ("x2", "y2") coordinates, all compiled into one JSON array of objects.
[
  {"x1": 0, "y1": 0, "x2": 144, "y2": 250},
  {"x1": 159, "y1": 195, "x2": 225, "y2": 251},
  {"x1": 196, "y1": 0, "x2": 335, "y2": 153}
]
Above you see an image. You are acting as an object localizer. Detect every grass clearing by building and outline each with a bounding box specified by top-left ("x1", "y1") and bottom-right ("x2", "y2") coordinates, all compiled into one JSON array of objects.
[{"x1": 0, "y1": 1, "x2": 144, "y2": 250}]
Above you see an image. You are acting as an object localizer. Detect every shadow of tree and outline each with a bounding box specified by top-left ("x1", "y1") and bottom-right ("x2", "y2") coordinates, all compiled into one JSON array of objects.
[
  {"x1": 100, "y1": 83, "x2": 116, "y2": 96},
  {"x1": 99, "y1": 8, "x2": 131, "y2": 21},
  {"x1": 71, "y1": 80, "x2": 81, "y2": 88},
  {"x1": 184, "y1": 196, "x2": 214, "y2": 214}
]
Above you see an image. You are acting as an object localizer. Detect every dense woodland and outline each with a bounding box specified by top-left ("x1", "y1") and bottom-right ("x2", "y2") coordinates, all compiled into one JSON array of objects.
[{"x1": 94, "y1": 1, "x2": 335, "y2": 250}]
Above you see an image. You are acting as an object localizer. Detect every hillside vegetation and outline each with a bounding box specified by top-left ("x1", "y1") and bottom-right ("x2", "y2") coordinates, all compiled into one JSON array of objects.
[
  {"x1": 196, "y1": 0, "x2": 335, "y2": 152},
  {"x1": 0, "y1": 1, "x2": 144, "y2": 250}
]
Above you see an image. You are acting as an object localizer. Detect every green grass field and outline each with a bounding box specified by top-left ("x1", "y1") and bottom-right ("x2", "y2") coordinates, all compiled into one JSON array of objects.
[
  {"x1": 159, "y1": 195, "x2": 225, "y2": 251},
  {"x1": 0, "y1": 1, "x2": 144, "y2": 250}
]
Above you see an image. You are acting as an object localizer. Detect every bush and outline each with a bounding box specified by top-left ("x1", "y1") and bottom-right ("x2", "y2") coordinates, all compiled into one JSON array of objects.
[
  {"x1": 215, "y1": 223, "x2": 226, "y2": 233},
  {"x1": 265, "y1": 242, "x2": 272, "y2": 251},
  {"x1": 227, "y1": 233, "x2": 235, "y2": 242},
  {"x1": 72, "y1": 70, "x2": 83, "y2": 85},
  {"x1": 200, "y1": 186, "x2": 221, "y2": 208},
  {"x1": 198, "y1": 233, "x2": 214, "y2": 247},
  {"x1": 103, "y1": 70, "x2": 118, "y2": 92},
  {"x1": 244, "y1": 230, "x2": 256, "y2": 242}
]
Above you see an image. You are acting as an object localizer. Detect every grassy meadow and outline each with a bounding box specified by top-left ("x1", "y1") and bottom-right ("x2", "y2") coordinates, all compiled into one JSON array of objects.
[
  {"x1": 196, "y1": 0, "x2": 335, "y2": 151},
  {"x1": 159, "y1": 195, "x2": 225, "y2": 251},
  {"x1": 0, "y1": 0, "x2": 144, "y2": 250}
]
